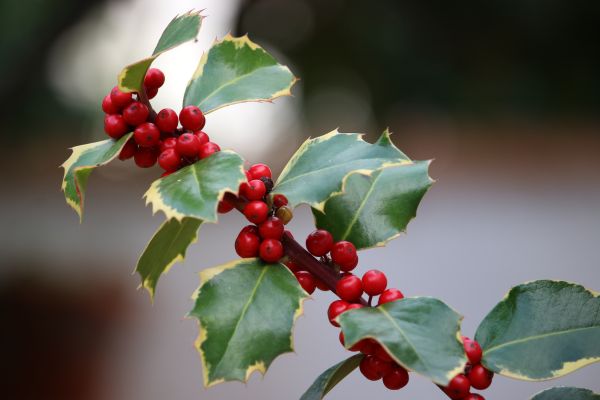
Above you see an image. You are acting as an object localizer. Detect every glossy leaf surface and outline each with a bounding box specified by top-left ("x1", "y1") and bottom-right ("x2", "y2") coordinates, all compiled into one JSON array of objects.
[{"x1": 300, "y1": 355, "x2": 363, "y2": 400}]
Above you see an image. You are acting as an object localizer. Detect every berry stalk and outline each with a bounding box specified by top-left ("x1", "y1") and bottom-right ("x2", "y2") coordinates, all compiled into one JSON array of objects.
[{"x1": 138, "y1": 86, "x2": 158, "y2": 122}]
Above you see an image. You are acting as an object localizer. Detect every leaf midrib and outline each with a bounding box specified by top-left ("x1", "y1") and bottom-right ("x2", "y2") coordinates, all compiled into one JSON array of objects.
[
  {"x1": 484, "y1": 325, "x2": 600, "y2": 356},
  {"x1": 339, "y1": 171, "x2": 382, "y2": 241}
]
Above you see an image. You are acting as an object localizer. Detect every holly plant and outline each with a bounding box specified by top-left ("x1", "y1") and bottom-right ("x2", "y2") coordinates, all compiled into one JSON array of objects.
[{"x1": 61, "y1": 10, "x2": 600, "y2": 400}]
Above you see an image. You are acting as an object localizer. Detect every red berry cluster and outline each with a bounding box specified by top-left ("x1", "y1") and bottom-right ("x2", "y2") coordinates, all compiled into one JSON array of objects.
[
  {"x1": 232, "y1": 164, "x2": 295, "y2": 263},
  {"x1": 102, "y1": 68, "x2": 220, "y2": 174},
  {"x1": 442, "y1": 338, "x2": 494, "y2": 399}
]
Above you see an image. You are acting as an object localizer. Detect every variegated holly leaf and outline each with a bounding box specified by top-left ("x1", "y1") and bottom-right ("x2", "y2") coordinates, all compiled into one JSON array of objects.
[
  {"x1": 144, "y1": 150, "x2": 245, "y2": 221},
  {"x1": 475, "y1": 280, "x2": 600, "y2": 381},
  {"x1": 189, "y1": 258, "x2": 308, "y2": 387},
  {"x1": 118, "y1": 10, "x2": 203, "y2": 93},
  {"x1": 312, "y1": 161, "x2": 432, "y2": 250},
  {"x1": 531, "y1": 387, "x2": 600, "y2": 400},
  {"x1": 274, "y1": 130, "x2": 411, "y2": 210},
  {"x1": 338, "y1": 297, "x2": 466, "y2": 385},
  {"x1": 300, "y1": 355, "x2": 363, "y2": 400},
  {"x1": 136, "y1": 217, "x2": 202, "y2": 300},
  {"x1": 61, "y1": 133, "x2": 132, "y2": 221},
  {"x1": 183, "y1": 34, "x2": 297, "y2": 113}
]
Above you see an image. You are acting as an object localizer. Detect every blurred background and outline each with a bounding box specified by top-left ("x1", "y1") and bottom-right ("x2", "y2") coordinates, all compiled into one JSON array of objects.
[{"x1": 1, "y1": 0, "x2": 599, "y2": 398}]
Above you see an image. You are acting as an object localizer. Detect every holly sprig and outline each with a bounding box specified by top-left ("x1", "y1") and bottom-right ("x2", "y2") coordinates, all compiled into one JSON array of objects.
[{"x1": 61, "y1": 9, "x2": 600, "y2": 399}]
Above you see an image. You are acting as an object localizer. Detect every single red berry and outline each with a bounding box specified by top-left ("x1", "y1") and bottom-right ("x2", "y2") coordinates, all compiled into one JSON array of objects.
[
  {"x1": 339, "y1": 332, "x2": 365, "y2": 352},
  {"x1": 467, "y1": 364, "x2": 493, "y2": 390},
  {"x1": 331, "y1": 241, "x2": 358, "y2": 271},
  {"x1": 465, "y1": 395, "x2": 485, "y2": 400},
  {"x1": 272, "y1": 194, "x2": 288, "y2": 208},
  {"x1": 360, "y1": 339, "x2": 379, "y2": 355},
  {"x1": 378, "y1": 288, "x2": 404, "y2": 306},
  {"x1": 118, "y1": 138, "x2": 137, "y2": 160},
  {"x1": 243, "y1": 201, "x2": 269, "y2": 224},
  {"x1": 382, "y1": 366, "x2": 409, "y2": 390},
  {"x1": 144, "y1": 68, "x2": 165, "y2": 89},
  {"x1": 102, "y1": 94, "x2": 118, "y2": 114},
  {"x1": 199, "y1": 142, "x2": 220, "y2": 159},
  {"x1": 306, "y1": 229, "x2": 334, "y2": 257},
  {"x1": 179, "y1": 105, "x2": 205, "y2": 131},
  {"x1": 146, "y1": 86, "x2": 158, "y2": 99},
  {"x1": 193, "y1": 130, "x2": 210, "y2": 145},
  {"x1": 176, "y1": 133, "x2": 201, "y2": 157},
  {"x1": 133, "y1": 147, "x2": 157, "y2": 168},
  {"x1": 362, "y1": 269, "x2": 387, "y2": 296},
  {"x1": 104, "y1": 114, "x2": 129, "y2": 139},
  {"x1": 217, "y1": 199, "x2": 234, "y2": 214},
  {"x1": 285, "y1": 259, "x2": 302, "y2": 272},
  {"x1": 243, "y1": 179, "x2": 267, "y2": 201},
  {"x1": 345, "y1": 303, "x2": 364, "y2": 312},
  {"x1": 327, "y1": 300, "x2": 349, "y2": 327},
  {"x1": 248, "y1": 163, "x2": 272, "y2": 180},
  {"x1": 260, "y1": 239, "x2": 283, "y2": 262},
  {"x1": 158, "y1": 148, "x2": 181, "y2": 172},
  {"x1": 258, "y1": 217, "x2": 284, "y2": 240},
  {"x1": 240, "y1": 225, "x2": 259, "y2": 235},
  {"x1": 134, "y1": 122, "x2": 160, "y2": 147},
  {"x1": 110, "y1": 86, "x2": 133, "y2": 109},
  {"x1": 339, "y1": 331, "x2": 346, "y2": 347},
  {"x1": 294, "y1": 271, "x2": 316, "y2": 294},
  {"x1": 463, "y1": 337, "x2": 483, "y2": 365},
  {"x1": 159, "y1": 137, "x2": 177, "y2": 152},
  {"x1": 375, "y1": 359, "x2": 393, "y2": 378},
  {"x1": 359, "y1": 355, "x2": 382, "y2": 381},
  {"x1": 156, "y1": 108, "x2": 178, "y2": 133},
  {"x1": 315, "y1": 278, "x2": 329, "y2": 291},
  {"x1": 336, "y1": 274, "x2": 363, "y2": 302},
  {"x1": 235, "y1": 231, "x2": 260, "y2": 258},
  {"x1": 444, "y1": 374, "x2": 471, "y2": 400},
  {"x1": 122, "y1": 101, "x2": 149, "y2": 126},
  {"x1": 375, "y1": 345, "x2": 394, "y2": 363}
]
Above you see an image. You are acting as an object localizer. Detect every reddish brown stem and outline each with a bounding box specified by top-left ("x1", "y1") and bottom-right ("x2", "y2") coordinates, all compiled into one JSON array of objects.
[{"x1": 138, "y1": 86, "x2": 157, "y2": 122}]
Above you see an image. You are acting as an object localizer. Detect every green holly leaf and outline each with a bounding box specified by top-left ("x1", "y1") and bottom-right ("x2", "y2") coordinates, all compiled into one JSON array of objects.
[
  {"x1": 312, "y1": 161, "x2": 432, "y2": 250},
  {"x1": 118, "y1": 10, "x2": 203, "y2": 93},
  {"x1": 274, "y1": 130, "x2": 411, "y2": 210},
  {"x1": 300, "y1": 355, "x2": 363, "y2": 400},
  {"x1": 189, "y1": 258, "x2": 308, "y2": 387},
  {"x1": 183, "y1": 34, "x2": 297, "y2": 113},
  {"x1": 144, "y1": 150, "x2": 246, "y2": 221},
  {"x1": 338, "y1": 297, "x2": 466, "y2": 385},
  {"x1": 136, "y1": 217, "x2": 202, "y2": 300},
  {"x1": 61, "y1": 133, "x2": 132, "y2": 221},
  {"x1": 531, "y1": 387, "x2": 600, "y2": 400},
  {"x1": 475, "y1": 280, "x2": 600, "y2": 380}
]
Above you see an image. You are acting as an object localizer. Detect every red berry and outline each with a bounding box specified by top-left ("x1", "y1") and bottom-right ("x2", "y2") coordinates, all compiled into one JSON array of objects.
[
  {"x1": 235, "y1": 232, "x2": 260, "y2": 258},
  {"x1": 360, "y1": 339, "x2": 379, "y2": 355},
  {"x1": 444, "y1": 374, "x2": 471, "y2": 400},
  {"x1": 159, "y1": 137, "x2": 177, "y2": 152},
  {"x1": 467, "y1": 364, "x2": 493, "y2": 390},
  {"x1": 345, "y1": 303, "x2": 364, "y2": 312},
  {"x1": 161, "y1": 171, "x2": 172, "y2": 178},
  {"x1": 199, "y1": 142, "x2": 220, "y2": 159},
  {"x1": 134, "y1": 122, "x2": 160, "y2": 147},
  {"x1": 383, "y1": 367, "x2": 409, "y2": 390},
  {"x1": 258, "y1": 217, "x2": 284, "y2": 240},
  {"x1": 243, "y1": 179, "x2": 267, "y2": 201},
  {"x1": 248, "y1": 163, "x2": 272, "y2": 180},
  {"x1": 122, "y1": 101, "x2": 149, "y2": 126},
  {"x1": 217, "y1": 199, "x2": 234, "y2": 214},
  {"x1": 102, "y1": 94, "x2": 118, "y2": 114},
  {"x1": 118, "y1": 138, "x2": 137, "y2": 160},
  {"x1": 133, "y1": 147, "x2": 157, "y2": 168},
  {"x1": 243, "y1": 201, "x2": 269, "y2": 224},
  {"x1": 144, "y1": 68, "x2": 165, "y2": 89},
  {"x1": 294, "y1": 271, "x2": 316, "y2": 294},
  {"x1": 240, "y1": 225, "x2": 259, "y2": 235},
  {"x1": 362, "y1": 270, "x2": 387, "y2": 296},
  {"x1": 285, "y1": 259, "x2": 302, "y2": 272},
  {"x1": 336, "y1": 274, "x2": 363, "y2": 302},
  {"x1": 156, "y1": 108, "x2": 178, "y2": 133},
  {"x1": 146, "y1": 86, "x2": 158, "y2": 99},
  {"x1": 315, "y1": 278, "x2": 329, "y2": 291},
  {"x1": 327, "y1": 300, "x2": 349, "y2": 327},
  {"x1": 359, "y1": 355, "x2": 382, "y2": 381},
  {"x1": 104, "y1": 114, "x2": 129, "y2": 139},
  {"x1": 110, "y1": 86, "x2": 133, "y2": 109},
  {"x1": 273, "y1": 194, "x2": 288, "y2": 208},
  {"x1": 339, "y1": 332, "x2": 365, "y2": 352},
  {"x1": 176, "y1": 133, "x2": 201, "y2": 157},
  {"x1": 375, "y1": 345, "x2": 394, "y2": 363},
  {"x1": 259, "y1": 239, "x2": 283, "y2": 262},
  {"x1": 179, "y1": 105, "x2": 205, "y2": 131},
  {"x1": 194, "y1": 130, "x2": 210, "y2": 145},
  {"x1": 306, "y1": 229, "x2": 334, "y2": 257},
  {"x1": 158, "y1": 148, "x2": 181, "y2": 172},
  {"x1": 378, "y1": 288, "x2": 404, "y2": 306},
  {"x1": 463, "y1": 337, "x2": 483, "y2": 365},
  {"x1": 331, "y1": 241, "x2": 358, "y2": 270},
  {"x1": 465, "y1": 395, "x2": 485, "y2": 400}
]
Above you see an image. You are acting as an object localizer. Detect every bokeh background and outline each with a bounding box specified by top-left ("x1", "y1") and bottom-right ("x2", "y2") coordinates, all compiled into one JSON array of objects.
[{"x1": 1, "y1": 0, "x2": 599, "y2": 399}]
